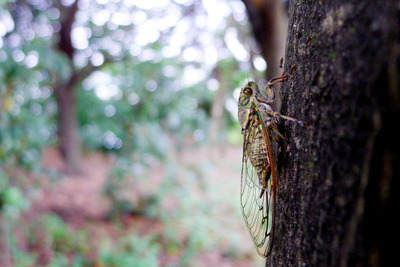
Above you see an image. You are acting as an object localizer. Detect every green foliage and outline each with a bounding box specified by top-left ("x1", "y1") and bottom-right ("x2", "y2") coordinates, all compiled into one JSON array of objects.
[
  {"x1": 0, "y1": 184, "x2": 29, "y2": 218},
  {"x1": 103, "y1": 157, "x2": 210, "y2": 263},
  {"x1": 5, "y1": 235, "x2": 37, "y2": 267},
  {"x1": 77, "y1": 57, "x2": 210, "y2": 156},
  {"x1": 0, "y1": 213, "x2": 92, "y2": 267},
  {"x1": 0, "y1": 50, "x2": 56, "y2": 171},
  {"x1": 40, "y1": 214, "x2": 90, "y2": 254},
  {"x1": 99, "y1": 234, "x2": 160, "y2": 267},
  {"x1": 0, "y1": 50, "x2": 56, "y2": 235},
  {"x1": 103, "y1": 150, "x2": 251, "y2": 265},
  {"x1": 22, "y1": 213, "x2": 92, "y2": 266},
  {"x1": 32, "y1": 41, "x2": 73, "y2": 83}
]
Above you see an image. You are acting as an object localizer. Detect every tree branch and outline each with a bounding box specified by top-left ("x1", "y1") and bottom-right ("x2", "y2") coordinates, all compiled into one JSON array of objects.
[{"x1": 57, "y1": 0, "x2": 79, "y2": 59}]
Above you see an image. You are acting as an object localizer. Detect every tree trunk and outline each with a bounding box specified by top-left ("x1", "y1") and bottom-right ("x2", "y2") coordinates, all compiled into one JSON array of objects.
[
  {"x1": 55, "y1": 0, "x2": 82, "y2": 174},
  {"x1": 209, "y1": 61, "x2": 234, "y2": 148},
  {"x1": 55, "y1": 79, "x2": 82, "y2": 174},
  {"x1": 209, "y1": 74, "x2": 227, "y2": 147},
  {"x1": 267, "y1": 0, "x2": 400, "y2": 266}
]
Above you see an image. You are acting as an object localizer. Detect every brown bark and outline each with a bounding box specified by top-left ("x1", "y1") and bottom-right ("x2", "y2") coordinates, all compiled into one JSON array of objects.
[
  {"x1": 57, "y1": 0, "x2": 78, "y2": 59},
  {"x1": 55, "y1": 75, "x2": 82, "y2": 174},
  {"x1": 55, "y1": 0, "x2": 82, "y2": 173},
  {"x1": 55, "y1": 0, "x2": 110, "y2": 173},
  {"x1": 263, "y1": 0, "x2": 400, "y2": 266}
]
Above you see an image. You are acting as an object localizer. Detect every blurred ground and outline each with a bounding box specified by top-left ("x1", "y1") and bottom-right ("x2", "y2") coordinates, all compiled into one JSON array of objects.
[
  {"x1": 36, "y1": 147, "x2": 112, "y2": 223},
  {"x1": 20, "y1": 146, "x2": 264, "y2": 267}
]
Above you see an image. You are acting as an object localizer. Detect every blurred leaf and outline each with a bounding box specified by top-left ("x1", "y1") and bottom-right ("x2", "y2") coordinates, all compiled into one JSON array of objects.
[
  {"x1": 35, "y1": 45, "x2": 72, "y2": 82},
  {"x1": 99, "y1": 234, "x2": 160, "y2": 267},
  {"x1": 0, "y1": 186, "x2": 29, "y2": 218}
]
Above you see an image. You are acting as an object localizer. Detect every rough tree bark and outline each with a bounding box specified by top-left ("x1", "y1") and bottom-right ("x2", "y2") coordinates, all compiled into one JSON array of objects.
[{"x1": 264, "y1": 0, "x2": 400, "y2": 266}]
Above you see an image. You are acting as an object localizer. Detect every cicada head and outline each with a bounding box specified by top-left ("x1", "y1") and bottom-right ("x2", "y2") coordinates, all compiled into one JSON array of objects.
[{"x1": 238, "y1": 81, "x2": 261, "y2": 131}]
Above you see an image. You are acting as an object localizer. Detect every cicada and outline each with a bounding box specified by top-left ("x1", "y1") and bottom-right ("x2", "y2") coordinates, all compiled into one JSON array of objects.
[{"x1": 238, "y1": 74, "x2": 301, "y2": 257}]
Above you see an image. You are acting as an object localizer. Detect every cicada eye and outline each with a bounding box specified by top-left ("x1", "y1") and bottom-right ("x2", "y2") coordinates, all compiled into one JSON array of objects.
[{"x1": 243, "y1": 87, "x2": 253, "y2": 96}]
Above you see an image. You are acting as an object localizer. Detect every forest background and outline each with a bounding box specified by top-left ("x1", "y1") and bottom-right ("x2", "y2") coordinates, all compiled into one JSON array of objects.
[{"x1": 1, "y1": 0, "x2": 272, "y2": 266}]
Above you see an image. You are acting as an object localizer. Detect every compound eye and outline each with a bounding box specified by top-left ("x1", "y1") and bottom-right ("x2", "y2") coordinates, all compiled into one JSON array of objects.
[{"x1": 243, "y1": 87, "x2": 252, "y2": 96}]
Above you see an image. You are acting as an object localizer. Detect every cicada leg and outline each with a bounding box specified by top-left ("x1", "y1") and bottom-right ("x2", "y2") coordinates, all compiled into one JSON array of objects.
[
  {"x1": 266, "y1": 74, "x2": 292, "y2": 87},
  {"x1": 270, "y1": 111, "x2": 305, "y2": 126},
  {"x1": 263, "y1": 74, "x2": 292, "y2": 101}
]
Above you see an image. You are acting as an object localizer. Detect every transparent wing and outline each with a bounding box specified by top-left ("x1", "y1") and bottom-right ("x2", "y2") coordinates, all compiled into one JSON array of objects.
[{"x1": 240, "y1": 115, "x2": 276, "y2": 258}]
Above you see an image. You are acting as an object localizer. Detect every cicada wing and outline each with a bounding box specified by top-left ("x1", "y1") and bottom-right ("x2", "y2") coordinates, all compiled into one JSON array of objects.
[{"x1": 240, "y1": 116, "x2": 276, "y2": 257}]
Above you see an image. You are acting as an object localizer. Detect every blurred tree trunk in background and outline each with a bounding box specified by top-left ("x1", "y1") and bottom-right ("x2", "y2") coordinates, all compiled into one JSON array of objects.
[
  {"x1": 259, "y1": 0, "x2": 400, "y2": 266},
  {"x1": 55, "y1": 76, "x2": 82, "y2": 174},
  {"x1": 55, "y1": 1, "x2": 101, "y2": 174},
  {"x1": 209, "y1": 68, "x2": 227, "y2": 147},
  {"x1": 55, "y1": 1, "x2": 82, "y2": 174},
  {"x1": 242, "y1": 0, "x2": 288, "y2": 110},
  {"x1": 209, "y1": 60, "x2": 236, "y2": 149}
]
